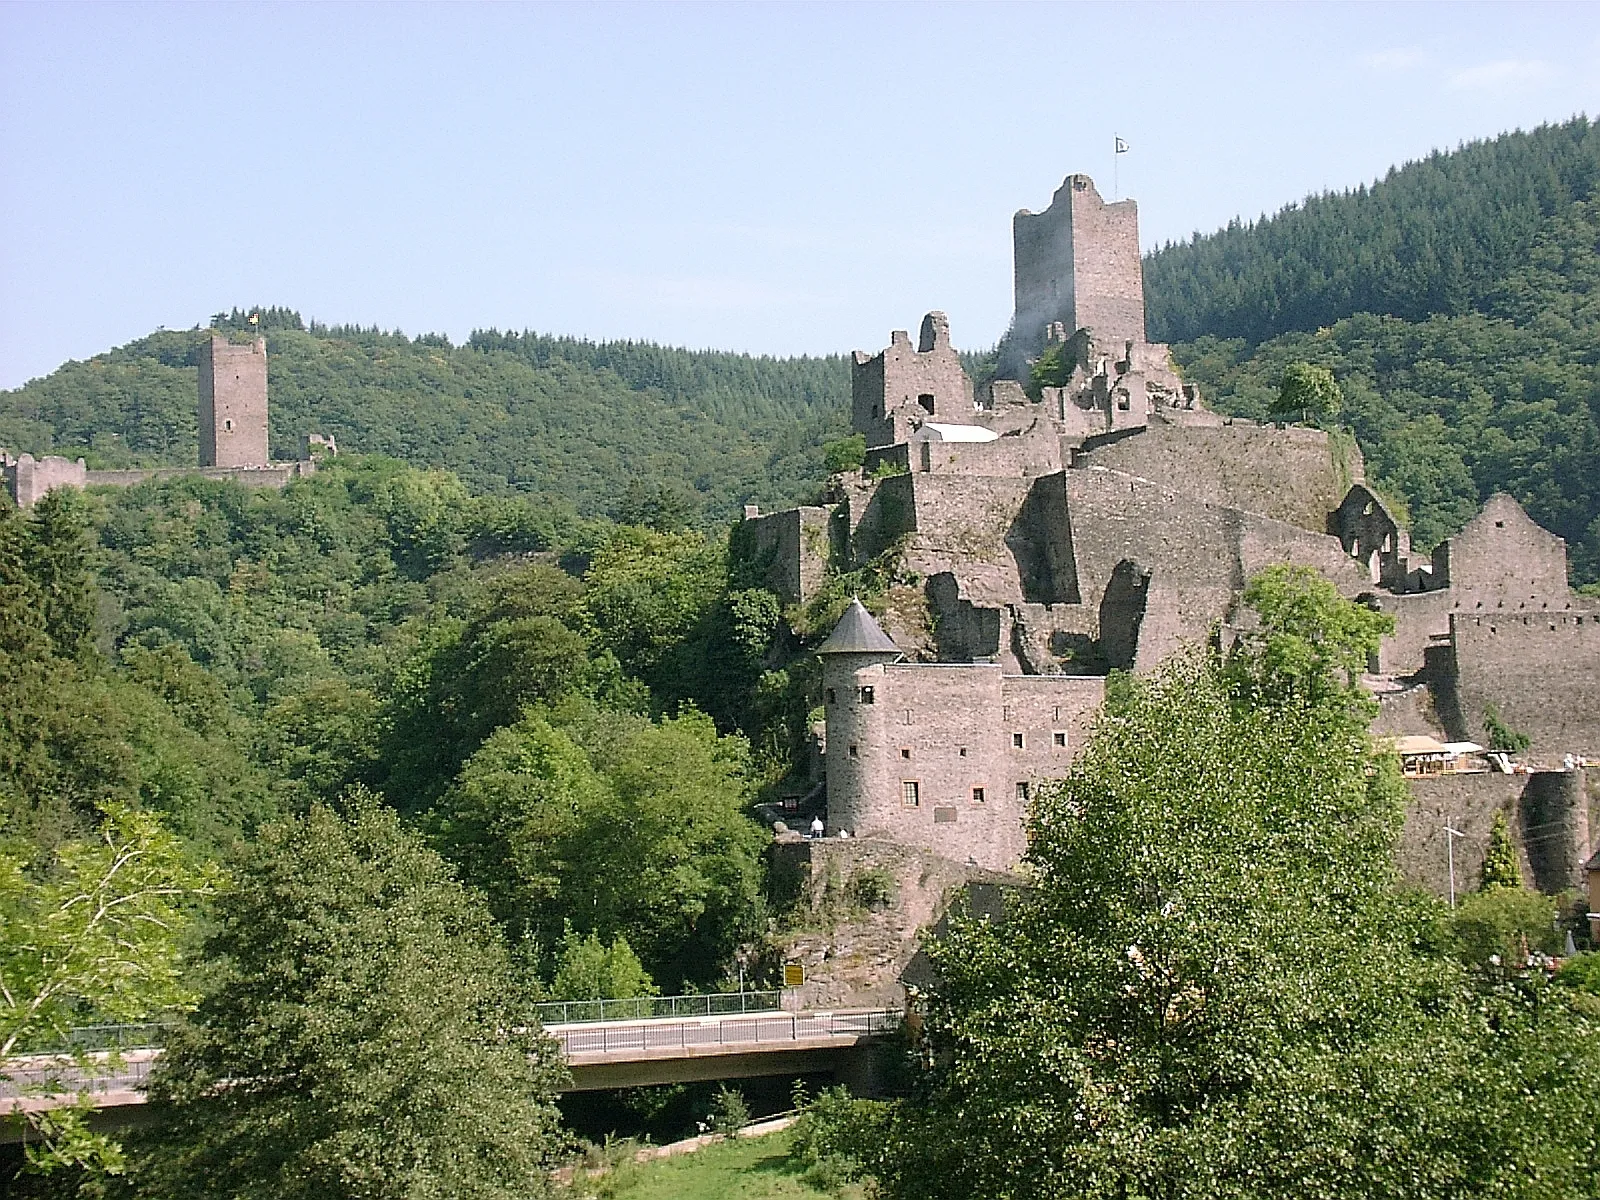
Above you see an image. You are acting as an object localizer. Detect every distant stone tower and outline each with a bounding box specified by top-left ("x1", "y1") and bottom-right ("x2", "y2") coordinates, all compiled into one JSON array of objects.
[
  {"x1": 999, "y1": 174, "x2": 1145, "y2": 379},
  {"x1": 199, "y1": 334, "x2": 269, "y2": 468}
]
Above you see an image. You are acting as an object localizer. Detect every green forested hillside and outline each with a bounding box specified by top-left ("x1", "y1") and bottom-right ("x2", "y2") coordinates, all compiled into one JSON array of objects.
[
  {"x1": 1145, "y1": 117, "x2": 1600, "y2": 345},
  {"x1": 0, "y1": 314, "x2": 849, "y2": 523}
]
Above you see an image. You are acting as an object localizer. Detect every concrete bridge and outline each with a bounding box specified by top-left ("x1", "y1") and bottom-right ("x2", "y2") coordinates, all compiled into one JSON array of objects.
[{"x1": 1, "y1": 1000, "x2": 900, "y2": 1123}]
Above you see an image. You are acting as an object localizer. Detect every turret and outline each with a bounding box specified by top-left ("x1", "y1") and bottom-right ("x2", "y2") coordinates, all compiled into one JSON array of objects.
[{"x1": 819, "y1": 601, "x2": 901, "y2": 835}]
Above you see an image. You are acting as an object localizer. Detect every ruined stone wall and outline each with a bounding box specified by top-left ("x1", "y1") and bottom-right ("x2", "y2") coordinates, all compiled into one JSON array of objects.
[
  {"x1": 738, "y1": 506, "x2": 831, "y2": 605},
  {"x1": 894, "y1": 475, "x2": 1038, "y2": 606},
  {"x1": 82, "y1": 463, "x2": 308, "y2": 490},
  {"x1": 3, "y1": 453, "x2": 87, "y2": 507},
  {"x1": 1064, "y1": 467, "x2": 1372, "y2": 669},
  {"x1": 914, "y1": 427, "x2": 1063, "y2": 478},
  {"x1": 851, "y1": 313, "x2": 973, "y2": 447},
  {"x1": 1374, "y1": 590, "x2": 1456, "y2": 675},
  {"x1": 1003, "y1": 175, "x2": 1143, "y2": 378},
  {"x1": 1082, "y1": 423, "x2": 1360, "y2": 534},
  {"x1": 1434, "y1": 493, "x2": 1571, "y2": 602},
  {"x1": 1399, "y1": 770, "x2": 1596, "y2": 895},
  {"x1": 1440, "y1": 613, "x2": 1600, "y2": 761},
  {"x1": 199, "y1": 335, "x2": 269, "y2": 468},
  {"x1": 1068, "y1": 180, "x2": 1144, "y2": 351}
]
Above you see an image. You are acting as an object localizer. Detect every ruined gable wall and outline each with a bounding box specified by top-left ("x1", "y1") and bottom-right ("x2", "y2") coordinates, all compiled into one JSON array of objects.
[
  {"x1": 851, "y1": 315, "x2": 973, "y2": 447},
  {"x1": 199, "y1": 335, "x2": 269, "y2": 468},
  {"x1": 1434, "y1": 493, "x2": 1572, "y2": 605},
  {"x1": 1440, "y1": 613, "x2": 1600, "y2": 761},
  {"x1": 1082, "y1": 423, "x2": 1361, "y2": 534}
]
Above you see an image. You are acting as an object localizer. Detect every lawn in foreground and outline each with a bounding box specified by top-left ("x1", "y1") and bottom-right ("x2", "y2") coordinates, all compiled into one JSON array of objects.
[{"x1": 573, "y1": 1128, "x2": 866, "y2": 1200}]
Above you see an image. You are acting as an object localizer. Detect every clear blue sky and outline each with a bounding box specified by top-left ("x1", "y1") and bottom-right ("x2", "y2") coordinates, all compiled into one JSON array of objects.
[{"x1": 3, "y1": 1, "x2": 1599, "y2": 389}]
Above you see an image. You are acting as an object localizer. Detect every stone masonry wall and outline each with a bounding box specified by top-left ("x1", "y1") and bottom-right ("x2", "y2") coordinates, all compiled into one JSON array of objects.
[
  {"x1": 821, "y1": 656, "x2": 1103, "y2": 869},
  {"x1": 739, "y1": 506, "x2": 831, "y2": 606},
  {"x1": 1002, "y1": 175, "x2": 1143, "y2": 378},
  {"x1": 1400, "y1": 770, "x2": 1596, "y2": 895},
  {"x1": 3, "y1": 453, "x2": 87, "y2": 507},
  {"x1": 1442, "y1": 613, "x2": 1600, "y2": 762},
  {"x1": 1434, "y1": 493, "x2": 1571, "y2": 602},
  {"x1": 851, "y1": 313, "x2": 973, "y2": 447},
  {"x1": 199, "y1": 335, "x2": 269, "y2": 468},
  {"x1": 1082, "y1": 423, "x2": 1361, "y2": 535}
]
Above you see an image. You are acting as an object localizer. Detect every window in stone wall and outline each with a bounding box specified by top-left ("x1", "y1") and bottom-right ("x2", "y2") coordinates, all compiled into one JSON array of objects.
[
  {"x1": 902, "y1": 781, "x2": 920, "y2": 807},
  {"x1": 1053, "y1": 731, "x2": 1067, "y2": 748},
  {"x1": 918, "y1": 393, "x2": 935, "y2": 414},
  {"x1": 902, "y1": 709, "x2": 913, "y2": 725},
  {"x1": 848, "y1": 744, "x2": 858, "y2": 759},
  {"x1": 1053, "y1": 706, "x2": 1061, "y2": 722},
  {"x1": 971, "y1": 787, "x2": 985, "y2": 804},
  {"x1": 958, "y1": 747, "x2": 968, "y2": 758},
  {"x1": 223, "y1": 419, "x2": 234, "y2": 432},
  {"x1": 826, "y1": 689, "x2": 836, "y2": 705},
  {"x1": 1016, "y1": 781, "x2": 1030, "y2": 803},
  {"x1": 900, "y1": 747, "x2": 911, "y2": 760},
  {"x1": 1012, "y1": 732, "x2": 1025, "y2": 749},
  {"x1": 859, "y1": 686, "x2": 875, "y2": 704}
]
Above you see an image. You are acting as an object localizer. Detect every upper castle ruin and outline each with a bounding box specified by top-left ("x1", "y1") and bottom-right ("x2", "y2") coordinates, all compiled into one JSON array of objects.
[{"x1": 746, "y1": 173, "x2": 1599, "y2": 902}]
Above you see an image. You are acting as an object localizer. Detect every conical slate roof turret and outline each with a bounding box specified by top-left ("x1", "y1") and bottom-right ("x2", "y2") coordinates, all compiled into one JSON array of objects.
[{"x1": 817, "y1": 599, "x2": 900, "y2": 656}]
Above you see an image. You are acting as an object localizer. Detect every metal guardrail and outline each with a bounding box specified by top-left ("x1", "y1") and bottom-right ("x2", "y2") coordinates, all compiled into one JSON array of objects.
[
  {"x1": 0, "y1": 1052, "x2": 157, "y2": 1100},
  {"x1": 17, "y1": 1023, "x2": 169, "y2": 1054},
  {"x1": 535, "y1": 990, "x2": 782, "y2": 1026},
  {"x1": 553, "y1": 1009, "x2": 899, "y2": 1058}
]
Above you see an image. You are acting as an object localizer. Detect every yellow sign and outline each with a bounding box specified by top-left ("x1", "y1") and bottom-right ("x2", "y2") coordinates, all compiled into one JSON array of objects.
[{"x1": 783, "y1": 963, "x2": 805, "y2": 988}]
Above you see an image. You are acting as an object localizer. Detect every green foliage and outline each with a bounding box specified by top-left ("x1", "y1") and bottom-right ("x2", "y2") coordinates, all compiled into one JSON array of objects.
[
  {"x1": 551, "y1": 923, "x2": 657, "y2": 1001},
  {"x1": 129, "y1": 798, "x2": 566, "y2": 1200},
  {"x1": 708, "y1": 1085, "x2": 751, "y2": 1137},
  {"x1": 1478, "y1": 810, "x2": 1523, "y2": 891},
  {"x1": 1269, "y1": 361, "x2": 1342, "y2": 425},
  {"x1": 854, "y1": 655, "x2": 1600, "y2": 1199},
  {"x1": 821, "y1": 434, "x2": 865, "y2": 476},
  {"x1": 1227, "y1": 564, "x2": 1394, "y2": 718},
  {"x1": 1555, "y1": 951, "x2": 1600, "y2": 994},
  {"x1": 1483, "y1": 701, "x2": 1532, "y2": 754},
  {"x1": 1026, "y1": 340, "x2": 1074, "y2": 397},
  {"x1": 431, "y1": 704, "x2": 767, "y2": 990},
  {"x1": 1451, "y1": 886, "x2": 1560, "y2": 967},
  {"x1": 847, "y1": 867, "x2": 895, "y2": 912},
  {"x1": 788, "y1": 1085, "x2": 885, "y2": 1192},
  {"x1": 0, "y1": 804, "x2": 216, "y2": 1057}
]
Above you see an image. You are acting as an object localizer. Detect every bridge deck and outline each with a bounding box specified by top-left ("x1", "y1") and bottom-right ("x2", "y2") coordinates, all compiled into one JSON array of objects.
[{"x1": 2, "y1": 1010, "x2": 900, "y2": 1111}]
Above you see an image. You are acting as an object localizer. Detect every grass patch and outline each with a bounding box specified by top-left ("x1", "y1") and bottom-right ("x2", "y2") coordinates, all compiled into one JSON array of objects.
[{"x1": 572, "y1": 1128, "x2": 865, "y2": 1199}]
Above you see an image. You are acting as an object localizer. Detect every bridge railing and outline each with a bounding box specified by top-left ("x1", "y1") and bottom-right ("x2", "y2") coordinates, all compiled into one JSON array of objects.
[
  {"x1": 535, "y1": 990, "x2": 782, "y2": 1027},
  {"x1": 554, "y1": 1009, "x2": 899, "y2": 1058},
  {"x1": 16, "y1": 1023, "x2": 170, "y2": 1055}
]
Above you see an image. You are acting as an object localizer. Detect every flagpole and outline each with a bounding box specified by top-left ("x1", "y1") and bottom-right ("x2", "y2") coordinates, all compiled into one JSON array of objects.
[{"x1": 1113, "y1": 133, "x2": 1119, "y2": 201}]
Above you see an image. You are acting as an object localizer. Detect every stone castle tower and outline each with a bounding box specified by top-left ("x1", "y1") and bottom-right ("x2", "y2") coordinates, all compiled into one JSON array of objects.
[
  {"x1": 198, "y1": 334, "x2": 269, "y2": 468},
  {"x1": 999, "y1": 174, "x2": 1145, "y2": 379}
]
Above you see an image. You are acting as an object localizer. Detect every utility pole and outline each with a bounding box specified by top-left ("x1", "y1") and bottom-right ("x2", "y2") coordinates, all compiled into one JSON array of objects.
[{"x1": 1444, "y1": 825, "x2": 1464, "y2": 909}]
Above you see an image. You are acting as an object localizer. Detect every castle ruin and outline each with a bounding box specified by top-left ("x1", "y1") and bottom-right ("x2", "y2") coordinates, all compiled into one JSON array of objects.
[
  {"x1": 748, "y1": 174, "x2": 1599, "y2": 900},
  {"x1": 4, "y1": 332, "x2": 320, "y2": 509}
]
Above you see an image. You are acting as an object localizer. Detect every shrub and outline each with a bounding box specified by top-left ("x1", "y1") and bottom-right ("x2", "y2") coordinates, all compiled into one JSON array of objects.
[
  {"x1": 1452, "y1": 886, "x2": 1559, "y2": 966},
  {"x1": 849, "y1": 867, "x2": 896, "y2": 911},
  {"x1": 707, "y1": 1085, "x2": 750, "y2": 1137}
]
